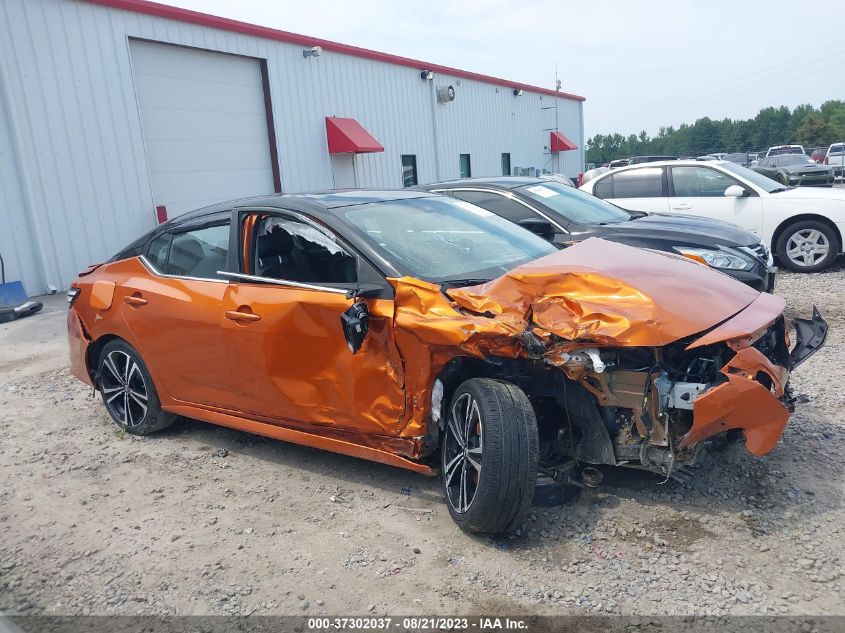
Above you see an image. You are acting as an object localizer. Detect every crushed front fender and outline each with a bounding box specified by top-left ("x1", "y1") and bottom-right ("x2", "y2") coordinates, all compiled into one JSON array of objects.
[{"x1": 679, "y1": 347, "x2": 790, "y2": 456}]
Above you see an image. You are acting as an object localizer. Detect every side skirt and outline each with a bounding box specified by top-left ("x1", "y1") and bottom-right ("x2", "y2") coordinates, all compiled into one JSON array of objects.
[{"x1": 163, "y1": 403, "x2": 437, "y2": 476}]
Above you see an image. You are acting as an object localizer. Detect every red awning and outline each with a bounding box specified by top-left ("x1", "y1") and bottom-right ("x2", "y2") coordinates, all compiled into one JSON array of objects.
[
  {"x1": 325, "y1": 117, "x2": 384, "y2": 154},
  {"x1": 550, "y1": 130, "x2": 578, "y2": 153}
]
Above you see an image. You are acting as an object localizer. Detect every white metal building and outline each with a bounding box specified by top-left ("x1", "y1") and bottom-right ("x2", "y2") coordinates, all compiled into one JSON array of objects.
[{"x1": 0, "y1": 0, "x2": 586, "y2": 295}]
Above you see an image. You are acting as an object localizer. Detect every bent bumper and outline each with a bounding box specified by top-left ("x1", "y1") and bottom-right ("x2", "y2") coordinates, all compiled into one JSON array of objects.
[
  {"x1": 682, "y1": 373, "x2": 789, "y2": 456},
  {"x1": 680, "y1": 308, "x2": 828, "y2": 456},
  {"x1": 790, "y1": 306, "x2": 828, "y2": 369},
  {"x1": 67, "y1": 309, "x2": 93, "y2": 387}
]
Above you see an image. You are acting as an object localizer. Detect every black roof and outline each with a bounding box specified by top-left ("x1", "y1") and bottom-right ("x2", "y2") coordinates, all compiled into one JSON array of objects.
[
  {"x1": 112, "y1": 189, "x2": 440, "y2": 274},
  {"x1": 417, "y1": 176, "x2": 549, "y2": 190},
  {"x1": 172, "y1": 189, "x2": 436, "y2": 224}
]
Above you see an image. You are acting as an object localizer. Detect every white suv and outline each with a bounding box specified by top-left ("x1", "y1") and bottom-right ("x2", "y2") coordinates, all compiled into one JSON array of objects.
[
  {"x1": 825, "y1": 143, "x2": 845, "y2": 180},
  {"x1": 579, "y1": 160, "x2": 845, "y2": 272}
]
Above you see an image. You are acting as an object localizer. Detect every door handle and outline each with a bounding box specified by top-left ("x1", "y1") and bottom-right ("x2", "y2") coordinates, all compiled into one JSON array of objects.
[
  {"x1": 225, "y1": 309, "x2": 261, "y2": 323},
  {"x1": 672, "y1": 203, "x2": 692, "y2": 210},
  {"x1": 124, "y1": 294, "x2": 148, "y2": 307}
]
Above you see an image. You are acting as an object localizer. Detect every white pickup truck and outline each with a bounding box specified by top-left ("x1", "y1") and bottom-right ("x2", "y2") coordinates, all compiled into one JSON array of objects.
[{"x1": 825, "y1": 143, "x2": 845, "y2": 180}]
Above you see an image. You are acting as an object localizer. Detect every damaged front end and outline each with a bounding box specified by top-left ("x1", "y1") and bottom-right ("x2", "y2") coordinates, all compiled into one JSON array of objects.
[{"x1": 434, "y1": 239, "x2": 828, "y2": 478}]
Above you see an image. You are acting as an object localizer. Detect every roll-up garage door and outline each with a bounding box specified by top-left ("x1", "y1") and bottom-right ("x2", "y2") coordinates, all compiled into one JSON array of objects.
[{"x1": 130, "y1": 40, "x2": 276, "y2": 218}]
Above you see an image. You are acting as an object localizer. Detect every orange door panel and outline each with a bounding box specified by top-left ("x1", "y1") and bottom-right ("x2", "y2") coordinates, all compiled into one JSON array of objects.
[
  {"x1": 221, "y1": 282, "x2": 405, "y2": 435},
  {"x1": 121, "y1": 274, "x2": 238, "y2": 410}
]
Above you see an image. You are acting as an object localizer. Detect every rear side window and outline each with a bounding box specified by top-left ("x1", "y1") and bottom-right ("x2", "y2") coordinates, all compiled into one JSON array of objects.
[
  {"x1": 593, "y1": 175, "x2": 613, "y2": 199},
  {"x1": 829, "y1": 144, "x2": 845, "y2": 155},
  {"x1": 611, "y1": 168, "x2": 663, "y2": 198},
  {"x1": 145, "y1": 233, "x2": 171, "y2": 272},
  {"x1": 165, "y1": 223, "x2": 230, "y2": 279},
  {"x1": 449, "y1": 190, "x2": 537, "y2": 223}
]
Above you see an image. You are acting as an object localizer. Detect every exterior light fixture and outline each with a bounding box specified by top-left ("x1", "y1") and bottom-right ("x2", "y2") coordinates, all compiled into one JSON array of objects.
[
  {"x1": 420, "y1": 70, "x2": 434, "y2": 80},
  {"x1": 302, "y1": 46, "x2": 322, "y2": 58},
  {"x1": 513, "y1": 89, "x2": 523, "y2": 96}
]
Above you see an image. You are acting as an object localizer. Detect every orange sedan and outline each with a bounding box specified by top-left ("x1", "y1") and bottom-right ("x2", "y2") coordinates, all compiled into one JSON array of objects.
[{"x1": 67, "y1": 191, "x2": 827, "y2": 534}]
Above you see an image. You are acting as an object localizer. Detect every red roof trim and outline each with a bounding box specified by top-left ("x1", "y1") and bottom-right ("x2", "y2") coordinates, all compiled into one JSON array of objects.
[
  {"x1": 84, "y1": 0, "x2": 585, "y2": 102},
  {"x1": 550, "y1": 130, "x2": 578, "y2": 152},
  {"x1": 325, "y1": 117, "x2": 384, "y2": 154}
]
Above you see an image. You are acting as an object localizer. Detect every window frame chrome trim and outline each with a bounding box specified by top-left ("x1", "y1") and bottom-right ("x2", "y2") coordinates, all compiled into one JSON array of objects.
[
  {"x1": 215, "y1": 271, "x2": 350, "y2": 294},
  {"x1": 138, "y1": 254, "x2": 229, "y2": 284},
  {"x1": 432, "y1": 187, "x2": 569, "y2": 234}
]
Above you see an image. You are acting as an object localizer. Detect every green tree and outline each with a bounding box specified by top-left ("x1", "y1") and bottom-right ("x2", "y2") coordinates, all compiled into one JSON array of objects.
[
  {"x1": 796, "y1": 114, "x2": 832, "y2": 147},
  {"x1": 586, "y1": 101, "x2": 845, "y2": 164}
]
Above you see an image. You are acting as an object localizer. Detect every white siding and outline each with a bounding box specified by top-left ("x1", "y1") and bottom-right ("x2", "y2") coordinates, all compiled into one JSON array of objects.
[
  {"x1": 0, "y1": 68, "x2": 41, "y2": 294},
  {"x1": 0, "y1": 0, "x2": 585, "y2": 294},
  {"x1": 129, "y1": 39, "x2": 275, "y2": 217}
]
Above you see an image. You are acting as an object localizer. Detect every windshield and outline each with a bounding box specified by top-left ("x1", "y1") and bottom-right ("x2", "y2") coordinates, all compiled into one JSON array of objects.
[
  {"x1": 338, "y1": 196, "x2": 556, "y2": 283},
  {"x1": 776, "y1": 155, "x2": 814, "y2": 166},
  {"x1": 515, "y1": 182, "x2": 631, "y2": 225},
  {"x1": 719, "y1": 161, "x2": 784, "y2": 192}
]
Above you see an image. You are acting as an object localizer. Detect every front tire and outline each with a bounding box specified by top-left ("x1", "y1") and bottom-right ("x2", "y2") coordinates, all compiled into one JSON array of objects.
[
  {"x1": 441, "y1": 378, "x2": 538, "y2": 534},
  {"x1": 775, "y1": 220, "x2": 839, "y2": 272},
  {"x1": 97, "y1": 340, "x2": 175, "y2": 435}
]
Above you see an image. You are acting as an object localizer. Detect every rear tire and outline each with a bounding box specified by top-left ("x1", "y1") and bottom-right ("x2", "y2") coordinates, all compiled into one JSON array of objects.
[
  {"x1": 97, "y1": 340, "x2": 175, "y2": 435},
  {"x1": 441, "y1": 378, "x2": 538, "y2": 534},
  {"x1": 775, "y1": 220, "x2": 839, "y2": 272}
]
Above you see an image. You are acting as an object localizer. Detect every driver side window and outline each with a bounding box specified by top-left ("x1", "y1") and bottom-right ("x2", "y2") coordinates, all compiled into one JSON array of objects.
[{"x1": 253, "y1": 216, "x2": 357, "y2": 284}]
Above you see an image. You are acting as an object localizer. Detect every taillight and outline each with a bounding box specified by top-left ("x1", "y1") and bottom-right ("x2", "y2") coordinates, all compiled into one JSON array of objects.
[
  {"x1": 67, "y1": 286, "x2": 81, "y2": 307},
  {"x1": 577, "y1": 172, "x2": 584, "y2": 186}
]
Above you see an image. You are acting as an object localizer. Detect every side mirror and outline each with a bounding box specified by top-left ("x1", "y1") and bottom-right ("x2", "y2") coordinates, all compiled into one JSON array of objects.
[
  {"x1": 340, "y1": 301, "x2": 369, "y2": 354},
  {"x1": 724, "y1": 185, "x2": 747, "y2": 198},
  {"x1": 517, "y1": 217, "x2": 555, "y2": 241}
]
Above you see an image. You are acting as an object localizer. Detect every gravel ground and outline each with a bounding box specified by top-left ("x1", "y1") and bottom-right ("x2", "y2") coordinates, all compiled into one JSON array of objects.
[{"x1": 0, "y1": 264, "x2": 843, "y2": 618}]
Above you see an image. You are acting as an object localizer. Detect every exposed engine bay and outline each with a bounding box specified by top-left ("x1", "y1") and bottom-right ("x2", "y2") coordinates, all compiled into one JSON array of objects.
[
  {"x1": 426, "y1": 240, "x2": 829, "y2": 481},
  {"x1": 541, "y1": 320, "x2": 791, "y2": 478}
]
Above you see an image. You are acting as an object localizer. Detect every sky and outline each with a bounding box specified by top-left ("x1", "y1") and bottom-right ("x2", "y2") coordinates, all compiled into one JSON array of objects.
[{"x1": 165, "y1": 0, "x2": 845, "y2": 140}]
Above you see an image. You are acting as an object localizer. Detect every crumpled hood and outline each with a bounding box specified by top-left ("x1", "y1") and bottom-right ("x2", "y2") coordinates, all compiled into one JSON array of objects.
[{"x1": 448, "y1": 237, "x2": 761, "y2": 347}]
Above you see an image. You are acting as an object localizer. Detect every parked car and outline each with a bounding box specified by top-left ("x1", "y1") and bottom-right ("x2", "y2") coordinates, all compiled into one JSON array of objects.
[
  {"x1": 608, "y1": 159, "x2": 629, "y2": 168},
  {"x1": 580, "y1": 166, "x2": 611, "y2": 186},
  {"x1": 628, "y1": 155, "x2": 677, "y2": 164},
  {"x1": 766, "y1": 144, "x2": 805, "y2": 157},
  {"x1": 810, "y1": 147, "x2": 828, "y2": 164},
  {"x1": 748, "y1": 152, "x2": 759, "y2": 163},
  {"x1": 696, "y1": 155, "x2": 719, "y2": 161},
  {"x1": 418, "y1": 177, "x2": 776, "y2": 292},
  {"x1": 579, "y1": 160, "x2": 845, "y2": 271},
  {"x1": 824, "y1": 142, "x2": 845, "y2": 180},
  {"x1": 752, "y1": 154, "x2": 835, "y2": 188},
  {"x1": 67, "y1": 190, "x2": 826, "y2": 534},
  {"x1": 723, "y1": 152, "x2": 750, "y2": 167},
  {"x1": 540, "y1": 173, "x2": 575, "y2": 187}
]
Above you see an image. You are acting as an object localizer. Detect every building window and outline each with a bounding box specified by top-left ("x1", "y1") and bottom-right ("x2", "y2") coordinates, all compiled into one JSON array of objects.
[
  {"x1": 459, "y1": 154, "x2": 472, "y2": 178},
  {"x1": 501, "y1": 153, "x2": 511, "y2": 176},
  {"x1": 401, "y1": 155, "x2": 418, "y2": 188}
]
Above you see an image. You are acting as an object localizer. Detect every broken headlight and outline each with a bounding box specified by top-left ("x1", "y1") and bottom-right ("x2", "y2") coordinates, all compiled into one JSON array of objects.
[{"x1": 673, "y1": 247, "x2": 754, "y2": 271}]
